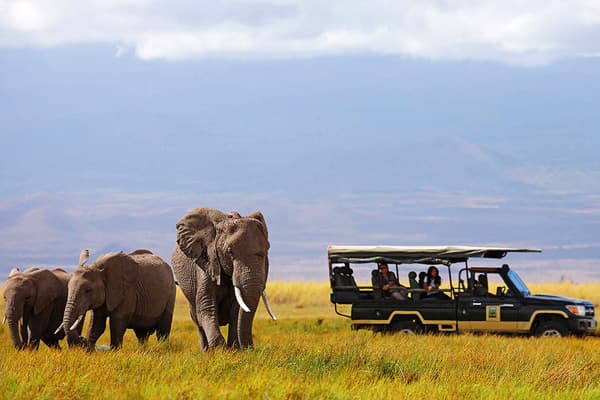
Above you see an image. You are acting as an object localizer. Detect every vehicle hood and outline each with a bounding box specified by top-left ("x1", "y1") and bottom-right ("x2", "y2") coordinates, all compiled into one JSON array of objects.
[{"x1": 527, "y1": 294, "x2": 593, "y2": 306}]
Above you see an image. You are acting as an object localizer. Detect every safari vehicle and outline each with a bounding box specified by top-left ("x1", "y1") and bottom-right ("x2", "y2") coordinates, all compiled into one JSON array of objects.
[{"x1": 328, "y1": 245, "x2": 597, "y2": 337}]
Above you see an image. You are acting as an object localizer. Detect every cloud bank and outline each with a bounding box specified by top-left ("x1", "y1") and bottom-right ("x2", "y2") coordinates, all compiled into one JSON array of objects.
[{"x1": 1, "y1": 1, "x2": 600, "y2": 64}]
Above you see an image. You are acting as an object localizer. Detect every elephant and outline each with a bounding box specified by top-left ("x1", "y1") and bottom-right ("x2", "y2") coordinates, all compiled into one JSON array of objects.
[
  {"x1": 62, "y1": 249, "x2": 176, "y2": 350},
  {"x1": 2, "y1": 267, "x2": 72, "y2": 350},
  {"x1": 172, "y1": 207, "x2": 277, "y2": 351}
]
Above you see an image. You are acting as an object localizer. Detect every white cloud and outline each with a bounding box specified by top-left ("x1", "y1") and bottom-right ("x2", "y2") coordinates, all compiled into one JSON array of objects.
[
  {"x1": 0, "y1": 0, "x2": 600, "y2": 64},
  {"x1": 6, "y1": 1, "x2": 49, "y2": 32}
]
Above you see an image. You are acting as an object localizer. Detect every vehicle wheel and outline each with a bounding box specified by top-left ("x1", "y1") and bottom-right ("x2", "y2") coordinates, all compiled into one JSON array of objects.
[
  {"x1": 535, "y1": 320, "x2": 568, "y2": 337},
  {"x1": 390, "y1": 320, "x2": 421, "y2": 335}
]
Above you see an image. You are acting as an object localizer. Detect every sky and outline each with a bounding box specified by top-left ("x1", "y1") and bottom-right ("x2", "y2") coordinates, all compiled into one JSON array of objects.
[{"x1": 2, "y1": 1, "x2": 600, "y2": 283}]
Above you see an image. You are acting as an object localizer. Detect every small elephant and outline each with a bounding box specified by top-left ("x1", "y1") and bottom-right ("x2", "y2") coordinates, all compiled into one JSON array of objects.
[
  {"x1": 2, "y1": 267, "x2": 72, "y2": 350},
  {"x1": 63, "y1": 249, "x2": 176, "y2": 350},
  {"x1": 173, "y1": 207, "x2": 277, "y2": 350}
]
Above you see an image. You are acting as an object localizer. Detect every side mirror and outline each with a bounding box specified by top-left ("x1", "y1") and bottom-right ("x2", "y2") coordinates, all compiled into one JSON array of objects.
[{"x1": 496, "y1": 286, "x2": 505, "y2": 297}]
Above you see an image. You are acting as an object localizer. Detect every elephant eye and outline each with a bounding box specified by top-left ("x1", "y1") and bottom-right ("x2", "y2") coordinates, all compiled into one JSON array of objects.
[{"x1": 84, "y1": 288, "x2": 92, "y2": 293}]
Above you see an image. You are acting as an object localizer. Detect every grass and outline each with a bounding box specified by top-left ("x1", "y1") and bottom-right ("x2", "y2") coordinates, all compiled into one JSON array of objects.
[{"x1": 1, "y1": 281, "x2": 599, "y2": 399}]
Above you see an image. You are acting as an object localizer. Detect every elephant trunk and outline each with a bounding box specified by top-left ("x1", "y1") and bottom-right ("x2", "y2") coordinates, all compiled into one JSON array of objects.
[
  {"x1": 63, "y1": 300, "x2": 84, "y2": 345},
  {"x1": 5, "y1": 304, "x2": 24, "y2": 350},
  {"x1": 235, "y1": 284, "x2": 262, "y2": 349},
  {"x1": 7, "y1": 319, "x2": 25, "y2": 350}
]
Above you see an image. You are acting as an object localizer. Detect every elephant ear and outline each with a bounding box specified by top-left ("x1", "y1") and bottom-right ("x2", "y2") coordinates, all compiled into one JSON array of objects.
[
  {"x1": 31, "y1": 269, "x2": 63, "y2": 315},
  {"x1": 246, "y1": 211, "x2": 270, "y2": 277},
  {"x1": 176, "y1": 208, "x2": 225, "y2": 284},
  {"x1": 247, "y1": 211, "x2": 269, "y2": 240},
  {"x1": 99, "y1": 252, "x2": 139, "y2": 312}
]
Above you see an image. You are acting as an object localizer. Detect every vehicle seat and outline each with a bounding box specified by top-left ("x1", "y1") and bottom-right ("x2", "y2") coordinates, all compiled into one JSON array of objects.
[
  {"x1": 331, "y1": 265, "x2": 361, "y2": 304},
  {"x1": 371, "y1": 269, "x2": 383, "y2": 299}
]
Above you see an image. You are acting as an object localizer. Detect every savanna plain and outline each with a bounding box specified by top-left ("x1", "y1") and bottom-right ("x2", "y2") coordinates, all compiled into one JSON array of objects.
[{"x1": 1, "y1": 282, "x2": 599, "y2": 399}]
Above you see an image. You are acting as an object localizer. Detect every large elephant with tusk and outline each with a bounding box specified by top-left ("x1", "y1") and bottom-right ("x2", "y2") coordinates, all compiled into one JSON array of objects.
[
  {"x1": 172, "y1": 207, "x2": 277, "y2": 350},
  {"x1": 62, "y1": 249, "x2": 176, "y2": 350},
  {"x1": 2, "y1": 266, "x2": 74, "y2": 350}
]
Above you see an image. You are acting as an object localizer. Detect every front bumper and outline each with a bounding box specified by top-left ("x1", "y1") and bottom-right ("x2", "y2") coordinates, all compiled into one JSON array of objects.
[{"x1": 568, "y1": 318, "x2": 597, "y2": 334}]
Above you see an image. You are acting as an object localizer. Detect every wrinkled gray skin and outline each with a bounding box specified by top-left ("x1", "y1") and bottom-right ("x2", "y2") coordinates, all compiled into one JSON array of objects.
[
  {"x1": 172, "y1": 208, "x2": 270, "y2": 350},
  {"x1": 3, "y1": 267, "x2": 72, "y2": 350},
  {"x1": 63, "y1": 250, "x2": 176, "y2": 350}
]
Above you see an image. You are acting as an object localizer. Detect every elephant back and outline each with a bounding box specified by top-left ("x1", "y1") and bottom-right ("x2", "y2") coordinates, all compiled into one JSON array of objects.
[
  {"x1": 133, "y1": 253, "x2": 175, "y2": 286},
  {"x1": 51, "y1": 268, "x2": 71, "y2": 288},
  {"x1": 132, "y1": 253, "x2": 176, "y2": 317},
  {"x1": 129, "y1": 249, "x2": 154, "y2": 256}
]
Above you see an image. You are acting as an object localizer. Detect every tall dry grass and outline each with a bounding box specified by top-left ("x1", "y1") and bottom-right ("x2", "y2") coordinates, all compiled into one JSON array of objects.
[{"x1": 0, "y1": 281, "x2": 599, "y2": 399}]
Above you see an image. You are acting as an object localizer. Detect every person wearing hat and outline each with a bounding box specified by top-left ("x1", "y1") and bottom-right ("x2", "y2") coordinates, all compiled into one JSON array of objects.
[{"x1": 371, "y1": 262, "x2": 407, "y2": 300}]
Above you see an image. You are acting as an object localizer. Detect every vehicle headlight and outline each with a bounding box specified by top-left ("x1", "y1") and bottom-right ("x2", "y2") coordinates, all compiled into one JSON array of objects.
[{"x1": 565, "y1": 305, "x2": 586, "y2": 316}]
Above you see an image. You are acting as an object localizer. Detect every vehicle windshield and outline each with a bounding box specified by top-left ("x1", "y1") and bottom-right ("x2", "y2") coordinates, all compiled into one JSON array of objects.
[{"x1": 507, "y1": 269, "x2": 531, "y2": 296}]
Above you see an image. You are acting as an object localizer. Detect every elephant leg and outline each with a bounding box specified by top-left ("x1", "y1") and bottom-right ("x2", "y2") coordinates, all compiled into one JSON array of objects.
[
  {"x1": 21, "y1": 314, "x2": 30, "y2": 346},
  {"x1": 108, "y1": 317, "x2": 129, "y2": 349},
  {"x1": 25, "y1": 325, "x2": 40, "y2": 350},
  {"x1": 196, "y1": 306, "x2": 225, "y2": 348},
  {"x1": 198, "y1": 327, "x2": 209, "y2": 351},
  {"x1": 42, "y1": 337, "x2": 61, "y2": 350},
  {"x1": 195, "y1": 277, "x2": 225, "y2": 349},
  {"x1": 134, "y1": 328, "x2": 150, "y2": 344},
  {"x1": 86, "y1": 310, "x2": 107, "y2": 346},
  {"x1": 27, "y1": 337, "x2": 41, "y2": 350},
  {"x1": 227, "y1": 301, "x2": 240, "y2": 349},
  {"x1": 187, "y1": 306, "x2": 208, "y2": 350},
  {"x1": 156, "y1": 310, "x2": 173, "y2": 341},
  {"x1": 27, "y1": 311, "x2": 51, "y2": 350}
]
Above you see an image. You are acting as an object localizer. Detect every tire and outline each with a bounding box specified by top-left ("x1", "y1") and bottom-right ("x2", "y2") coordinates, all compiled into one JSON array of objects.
[
  {"x1": 389, "y1": 320, "x2": 421, "y2": 335},
  {"x1": 534, "y1": 320, "x2": 568, "y2": 337}
]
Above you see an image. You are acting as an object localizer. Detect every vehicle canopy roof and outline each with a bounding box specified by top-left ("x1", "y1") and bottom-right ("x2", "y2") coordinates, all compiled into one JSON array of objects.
[{"x1": 327, "y1": 245, "x2": 541, "y2": 265}]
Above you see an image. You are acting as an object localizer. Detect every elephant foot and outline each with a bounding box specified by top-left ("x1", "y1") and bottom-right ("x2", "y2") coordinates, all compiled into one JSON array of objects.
[
  {"x1": 205, "y1": 335, "x2": 226, "y2": 350},
  {"x1": 226, "y1": 342, "x2": 241, "y2": 350},
  {"x1": 68, "y1": 336, "x2": 94, "y2": 351}
]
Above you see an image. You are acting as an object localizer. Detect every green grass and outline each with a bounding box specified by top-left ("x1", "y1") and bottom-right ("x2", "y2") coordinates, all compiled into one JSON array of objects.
[{"x1": 1, "y1": 282, "x2": 599, "y2": 399}]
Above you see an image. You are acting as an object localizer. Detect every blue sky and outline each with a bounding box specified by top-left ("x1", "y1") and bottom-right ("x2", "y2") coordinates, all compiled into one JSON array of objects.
[{"x1": 2, "y1": 1, "x2": 600, "y2": 282}]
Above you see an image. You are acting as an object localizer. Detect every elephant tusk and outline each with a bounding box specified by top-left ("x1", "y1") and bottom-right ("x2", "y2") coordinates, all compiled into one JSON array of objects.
[
  {"x1": 54, "y1": 323, "x2": 65, "y2": 335},
  {"x1": 1, "y1": 315, "x2": 6, "y2": 325},
  {"x1": 234, "y1": 287, "x2": 251, "y2": 313},
  {"x1": 261, "y1": 292, "x2": 278, "y2": 321},
  {"x1": 69, "y1": 315, "x2": 84, "y2": 331}
]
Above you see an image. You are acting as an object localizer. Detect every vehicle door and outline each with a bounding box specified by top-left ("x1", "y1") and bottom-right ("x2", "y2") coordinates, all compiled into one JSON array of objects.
[{"x1": 457, "y1": 272, "x2": 520, "y2": 333}]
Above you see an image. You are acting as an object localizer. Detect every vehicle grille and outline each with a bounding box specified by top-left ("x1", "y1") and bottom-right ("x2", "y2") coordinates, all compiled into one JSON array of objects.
[{"x1": 585, "y1": 305, "x2": 595, "y2": 317}]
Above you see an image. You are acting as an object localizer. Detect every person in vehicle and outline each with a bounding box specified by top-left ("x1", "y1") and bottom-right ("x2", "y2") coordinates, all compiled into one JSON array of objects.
[
  {"x1": 418, "y1": 271, "x2": 427, "y2": 289},
  {"x1": 408, "y1": 271, "x2": 419, "y2": 289},
  {"x1": 409, "y1": 271, "x2": 424, "y2": 299},
  {"x1": 424, "y1": 266, "x2": 441, "y2": 293},
  {"x1": 372, "y1": 262, "x2": 407, "y2": 300},
  {"x1": 423, "y1": 265, "x2": 450, "y2": 299},
  {"x1": 474, "y1": 274, "x2": 489, "y2": 296}
]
